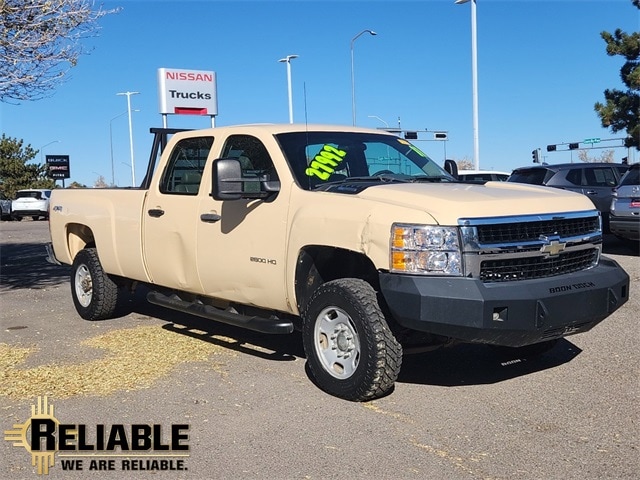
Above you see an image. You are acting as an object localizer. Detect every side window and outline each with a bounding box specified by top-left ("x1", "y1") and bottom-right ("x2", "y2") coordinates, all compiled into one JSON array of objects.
[
  {"x1": 565, "y1": 169, "x2": 583, "y2": 186},
  {"x1": 160, "y1": 137, "x2": 213, "y2": 194},
  {"x1": 586, "y1": 168, "x2": 617, "y2": 187},
  {"x1": 221, "y1": 135, "x2": 279, "y2": 192}
]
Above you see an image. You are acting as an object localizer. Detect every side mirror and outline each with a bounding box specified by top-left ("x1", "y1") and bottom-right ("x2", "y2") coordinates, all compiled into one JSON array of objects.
[
  {"x1": 212, "y1": 158, "x2": 243, "y2": 200},
  {"x1": 211, "y1": 158, "x2": 281, "y2": 201},
  {"x1": 444, "y1": 159, "x2": 459, "y2": 179}
]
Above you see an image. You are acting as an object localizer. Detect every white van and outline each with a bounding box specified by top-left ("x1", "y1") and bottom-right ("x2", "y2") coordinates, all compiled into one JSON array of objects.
[
  {"x1": 457, "y1": 170, "x2": 510, "y2": 183},
  {"x1": 11, "y1": 189, "x2": 52, "y2": 221}
]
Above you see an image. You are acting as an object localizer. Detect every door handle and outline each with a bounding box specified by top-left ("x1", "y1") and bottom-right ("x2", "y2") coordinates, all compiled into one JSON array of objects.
[
  {"x1": 148, "y1": 209, "x2": 165, "y2": 217},
  {"x1": 200, "y1": 213, "x2": 221, "y2": 223},
  {"x1": 585, "y1": 190, "x2": 597, "y2": 195}
]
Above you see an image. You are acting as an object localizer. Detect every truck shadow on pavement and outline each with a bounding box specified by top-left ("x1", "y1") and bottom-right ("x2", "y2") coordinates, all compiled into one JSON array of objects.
[
  {"x1": 126, "y1": 288, "x2": 305, "y2": 361},
  {"x1": 603, "y1": 234, "x2": 639, "y2": 256},
  {"x1": 127, "y1": 288, "x2": 582, "y2": 389},
  {"x1": 398, "y1": 340, "x2": 581, "y2": 387},
  {"x1": 0, "y1": 243, "x2": 70, "y2": 290}
]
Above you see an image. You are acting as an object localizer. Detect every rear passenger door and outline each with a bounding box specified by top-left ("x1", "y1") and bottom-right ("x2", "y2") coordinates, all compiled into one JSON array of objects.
[
  {"x1": 566, "y1": 166, "x2": 619, "y2": 214},
  {"x1": 142, "y1": 135, "x2": 213, "y2": 293}
]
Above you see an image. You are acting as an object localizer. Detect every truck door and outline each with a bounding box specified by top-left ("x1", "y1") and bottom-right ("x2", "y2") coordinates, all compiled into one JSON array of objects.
[
  {"x1": 196, "y1": 134, "x2": 290, "y2": 312},
  {"x1": 142, "y1": 135, "x2": 213, "y2": 293}
]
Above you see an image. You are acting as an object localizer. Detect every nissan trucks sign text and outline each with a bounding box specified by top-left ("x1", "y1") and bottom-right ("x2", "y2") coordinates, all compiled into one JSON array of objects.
[{"x1": 157, "y1": 68, "x2": 218, "y2": 116}]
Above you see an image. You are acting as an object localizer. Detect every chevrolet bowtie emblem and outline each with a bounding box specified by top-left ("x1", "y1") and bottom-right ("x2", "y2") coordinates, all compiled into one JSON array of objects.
[{"x1": 540, "y1": 236, "x2": 567, "y2": 256}]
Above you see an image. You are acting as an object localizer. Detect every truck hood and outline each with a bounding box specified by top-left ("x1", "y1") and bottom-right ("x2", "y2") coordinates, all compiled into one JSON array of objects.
[{"x1": 356, "y1": 181, "x2": 595, "y2": 225}]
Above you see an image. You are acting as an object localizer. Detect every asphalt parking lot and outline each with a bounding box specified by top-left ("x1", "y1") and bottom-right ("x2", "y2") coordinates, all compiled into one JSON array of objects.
[{"x1": 1, "y1": 220, "x2": 638, "y2": 480}]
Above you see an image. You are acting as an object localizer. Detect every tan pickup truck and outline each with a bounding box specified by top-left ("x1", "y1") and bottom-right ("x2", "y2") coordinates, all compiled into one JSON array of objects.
[{"x1": 49, "y1": 124, "x2": 630, "y2": 401}]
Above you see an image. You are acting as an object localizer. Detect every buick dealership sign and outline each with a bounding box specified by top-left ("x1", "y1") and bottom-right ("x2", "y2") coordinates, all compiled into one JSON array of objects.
[
  {"x1": 157, "y1": 68, "x2": 218, "y2": 116},
  {"x1": 46, "y1": 155, "x2": 70, "y2": 179}
]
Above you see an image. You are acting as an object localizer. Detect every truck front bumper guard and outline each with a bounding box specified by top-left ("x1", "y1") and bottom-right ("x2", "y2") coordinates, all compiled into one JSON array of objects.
[{"x1": 379, "y1": 256, "x2": 629, "y2": 347}]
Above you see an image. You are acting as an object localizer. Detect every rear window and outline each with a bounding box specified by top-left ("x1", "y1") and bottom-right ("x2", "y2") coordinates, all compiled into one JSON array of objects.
[
  {"x1": 16, "y1": 191, "x2": 44, "y2": 199},
  {"x1": 619, "y1": 166, "x2": 639, "y2": 186},
  {"x1": 508, "y1": 169, "x2": 551, "y2": 185}
]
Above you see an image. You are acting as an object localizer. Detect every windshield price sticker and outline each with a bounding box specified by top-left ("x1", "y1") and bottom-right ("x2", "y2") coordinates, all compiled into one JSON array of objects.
[
  {"x1": 397, "y1": 139, "x2": 426, "y2": 157},
  {"x1": 305, "y1": 145, "x2": 347, "y2": 180}
]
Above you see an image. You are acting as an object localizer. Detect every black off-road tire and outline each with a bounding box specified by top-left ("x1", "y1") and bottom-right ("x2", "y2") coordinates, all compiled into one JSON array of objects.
[
  {"x1": 71, "y1": 248, "x2": 119, "y2": 320},
  {"x1": 302, "y1": 278, "x2": 402, "y2": 401}
]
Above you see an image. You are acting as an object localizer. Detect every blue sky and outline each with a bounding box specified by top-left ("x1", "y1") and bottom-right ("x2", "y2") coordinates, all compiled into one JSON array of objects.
[{"x1": 1, "y1": 0, "x2": 638, "y2": 187}]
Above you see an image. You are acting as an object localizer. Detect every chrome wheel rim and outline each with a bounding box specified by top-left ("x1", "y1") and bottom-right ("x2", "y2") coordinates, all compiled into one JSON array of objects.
[
  {"x1": 75, "y1": 264, "x2": 93, "y2": 308},
  {"x1": 314, "y1": 306, "x2": 360, "y2": 379}
]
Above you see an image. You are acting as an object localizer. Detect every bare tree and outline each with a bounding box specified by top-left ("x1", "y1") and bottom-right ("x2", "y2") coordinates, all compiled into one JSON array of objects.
[
  {"x1": 456, "y1": 159, "x2": 475, "y2": 170},
  {"x1": 577, "y1": 149, "x2": 616, "y2": 163},
  {"x1": 93, "y1": 174, "x2": 108, "y2": 188},
  {"x1": 0, "y1": 0, "x2": 118, "y2": 102}
]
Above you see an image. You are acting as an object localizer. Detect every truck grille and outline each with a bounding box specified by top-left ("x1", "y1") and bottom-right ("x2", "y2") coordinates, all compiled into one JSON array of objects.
[
  {"x1": 459, "y1": 211, "x2": 602, "y2": 283},
  {"x1": 476, "y1": 216, "x2": 600, "y2": 244},
  {"x1": 479, "y1": 248, "x2": 599, "y2": 282}
]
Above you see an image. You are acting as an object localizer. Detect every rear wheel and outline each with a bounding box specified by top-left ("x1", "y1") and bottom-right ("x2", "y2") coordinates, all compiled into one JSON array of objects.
[
  {"x1": 71, "y1": 248, "x2": 119, "y2": 320},
  {"x1": 302, "y1": 278, "x2": 402, "y2": 401}
]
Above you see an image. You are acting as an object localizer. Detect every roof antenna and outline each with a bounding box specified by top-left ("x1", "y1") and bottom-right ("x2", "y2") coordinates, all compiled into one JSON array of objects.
[{"x1": 304, "y1": 81, "x2": 308, "y2": 127}]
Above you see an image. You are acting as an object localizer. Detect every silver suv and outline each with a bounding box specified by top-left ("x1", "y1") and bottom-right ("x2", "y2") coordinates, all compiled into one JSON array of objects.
[
  {"x1": 610, "y1": 163, "x2": 639, "y2": 243},
  {"x1": 0, "y1": 191, "x2": 11, "y2": 220},
  {"x1": 508, "y1": 163, "x2": 628, "y2": 231}
]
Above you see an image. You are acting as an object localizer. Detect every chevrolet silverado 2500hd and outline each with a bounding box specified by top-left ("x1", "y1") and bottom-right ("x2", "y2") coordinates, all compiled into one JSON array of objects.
[{"x1": 48, "y1": 124, "x2": 630, "y2": 401}]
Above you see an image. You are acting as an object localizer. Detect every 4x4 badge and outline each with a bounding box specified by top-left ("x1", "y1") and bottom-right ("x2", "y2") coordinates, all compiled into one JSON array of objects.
[{"x1": 540, "y1": 235, "x2": 567, "y2": 256}]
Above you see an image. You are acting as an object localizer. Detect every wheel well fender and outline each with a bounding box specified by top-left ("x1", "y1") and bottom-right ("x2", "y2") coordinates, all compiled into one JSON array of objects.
[
  {"x1": 294, "y1": 246, "x2": 380, "y2": 313},
  {"x1": 66, "y1": 223, "x2": 96, "y2": 260}
]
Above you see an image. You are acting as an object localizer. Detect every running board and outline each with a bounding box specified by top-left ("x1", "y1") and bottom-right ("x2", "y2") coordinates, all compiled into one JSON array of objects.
[{"x1": 146, "y1": 291, "x2": 294, "y2": 334}]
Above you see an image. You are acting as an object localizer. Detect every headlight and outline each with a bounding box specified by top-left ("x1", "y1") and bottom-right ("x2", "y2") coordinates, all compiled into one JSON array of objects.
[{"x1": 390, "y1": 224, "x2": 462, "y2": 275}]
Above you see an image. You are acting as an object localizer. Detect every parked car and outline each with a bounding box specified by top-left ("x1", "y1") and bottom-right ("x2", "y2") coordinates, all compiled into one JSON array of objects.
[
  {"x1": 11, "y1": 189, "x2": 52, "y2": 221},
  {"x1": 0, "y1": 191, "x2": 12, "y2": 220},
  {"x1": 457, "y1": 170, "x2": 510, "y2": 183},
  {"x1": 610, "y1": 163, "x2": 640, "y2": 243},
  {"x1": 508, "y1": 163, "x2": 628, "y2": 231}
]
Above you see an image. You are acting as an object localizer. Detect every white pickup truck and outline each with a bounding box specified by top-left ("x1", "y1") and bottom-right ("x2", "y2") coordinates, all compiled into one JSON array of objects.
[{"x1": 48, "y1": 124, "x2": 630, "y2": 401}]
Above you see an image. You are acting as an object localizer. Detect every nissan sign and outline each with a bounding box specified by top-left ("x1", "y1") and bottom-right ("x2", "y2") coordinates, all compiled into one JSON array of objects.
[{"x1": 157, "y1": 68, "x2": 218, "y2": 116}]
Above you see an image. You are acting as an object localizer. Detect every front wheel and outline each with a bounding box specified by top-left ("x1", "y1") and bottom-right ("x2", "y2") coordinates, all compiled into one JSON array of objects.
[
  {"x1": 71, "y1": 248, "x2": 119, "y2": 320},
  {"x1": 302, "y1": 279, "x2": 402, "y2": 401}
]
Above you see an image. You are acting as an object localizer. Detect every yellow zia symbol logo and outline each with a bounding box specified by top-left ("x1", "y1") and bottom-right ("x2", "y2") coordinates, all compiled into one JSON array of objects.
[{"x1": 4, "y1": 396, "x2": 67, "y2": 475}]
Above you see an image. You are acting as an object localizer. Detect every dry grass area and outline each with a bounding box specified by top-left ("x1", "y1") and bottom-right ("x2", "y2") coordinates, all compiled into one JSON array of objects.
[{"x1": 0, "y1": 325, "x2": 232, "y2": 399}]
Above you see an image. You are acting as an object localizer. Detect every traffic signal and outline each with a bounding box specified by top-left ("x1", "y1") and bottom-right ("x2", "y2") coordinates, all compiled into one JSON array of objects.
[
  {"x1": 404, "y1": 131, "x2": 418, "y2": 140},
  {"x1": 546, "y1": 145, "x2": 556, "y2": 152},
  {"x1": 532, "y1": 149, "x2": 540, "y2": 163},
  {"x1": 568, "y1": 143, "x2": 579, "y2": 150}
]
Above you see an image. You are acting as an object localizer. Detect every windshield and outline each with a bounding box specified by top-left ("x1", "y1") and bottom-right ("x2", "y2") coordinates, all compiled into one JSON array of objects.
[
  {"x1": 275, "y1": 131, "x2": 453, "y2": 191},
  {"x1": 507, "y1": 169, "x2": 551, "y2": 185}
]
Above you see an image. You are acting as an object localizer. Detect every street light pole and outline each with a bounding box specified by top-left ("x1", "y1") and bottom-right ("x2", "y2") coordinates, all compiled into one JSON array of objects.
[
  {"x1": 351, "y1": 29, "x2": 377, "y2": 126},
  {"x1": 455, "y1": 0, "x2": 480, "y2": 170},
  {"x1": 116, "y1": 91, "x2": 139, "y2": 187},
  {"x1": 278, "y1": 55, "x2": 299, "y2": 123},
  {"x1": 39, "y1": 140, "x2": 60, "y2": 163},
  {"x1": 368, "y1": 115, "x2": 389, "y2": 128},
  {"x1": 109, "y1": 111, "x2": 128, "y2": 187}
]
